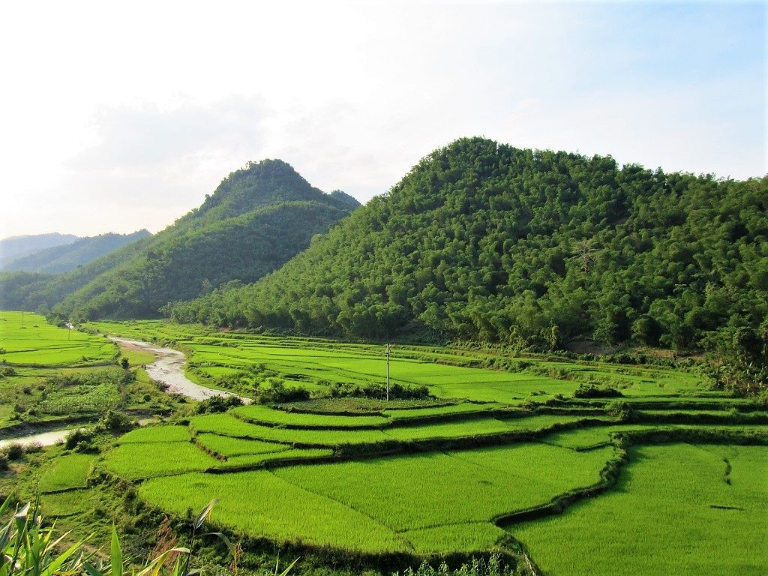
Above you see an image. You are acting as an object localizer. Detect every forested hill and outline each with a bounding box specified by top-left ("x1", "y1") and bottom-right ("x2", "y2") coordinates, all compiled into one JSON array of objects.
[
  {"x1": 4, "y1": 230, "x2": 151, "y2": 273},
  {"x1": 0, "y1": 160, "x2": 359, "y2": 319},
  {"x1": 168, "y1": 137, "x2": 768, "y2": 351}
]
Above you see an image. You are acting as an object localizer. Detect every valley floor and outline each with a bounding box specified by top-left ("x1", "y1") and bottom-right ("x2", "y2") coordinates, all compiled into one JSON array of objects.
[{"x1": 1, "y1": 317, "x2": 766, "y2": 575}]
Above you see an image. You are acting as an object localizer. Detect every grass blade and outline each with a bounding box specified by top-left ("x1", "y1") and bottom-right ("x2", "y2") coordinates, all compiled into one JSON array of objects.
[{"x1": 111, "y1": 525, "x2": 122, "y2": 576}]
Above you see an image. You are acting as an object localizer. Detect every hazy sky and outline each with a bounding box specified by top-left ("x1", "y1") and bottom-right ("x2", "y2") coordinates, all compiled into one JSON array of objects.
[{"x1": 1, "y1": 1, "x2": 765, "y2": 239}]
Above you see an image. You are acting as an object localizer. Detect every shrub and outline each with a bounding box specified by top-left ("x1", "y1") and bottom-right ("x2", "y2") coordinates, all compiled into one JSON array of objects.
[
  {"x1": 195, "y1": 395, "x2": 243, "y2": 414},
  {"x1": 96, "y1": 410, "x2": 134, "y2": 433},
  {"x1": 573, "y1": 385, "x2": 623, "y2": 399},
  {"x1": 64, "y1": 428, "x2": 96, "y2": 451},
  {"x1": 256, "y1": 380, "x2": 310, "y2": 404},
  {"x1": 606, "y1": 400, "x2": 636, "y2": 421},
  {"x1": 3, "y1": 443, "x2": 24, "y2": 460},
  {"x1": 328, "y1": 381, "x2": 431, "y2": 400},
  {"x1": 0, "y1": 365, "x2": 18, "y2": 378}
]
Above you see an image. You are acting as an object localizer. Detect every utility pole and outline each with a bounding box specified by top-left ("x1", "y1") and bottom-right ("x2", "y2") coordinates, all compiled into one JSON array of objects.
[{"x1": 386, "y1": 343, "x2": 390, "y2": 402}]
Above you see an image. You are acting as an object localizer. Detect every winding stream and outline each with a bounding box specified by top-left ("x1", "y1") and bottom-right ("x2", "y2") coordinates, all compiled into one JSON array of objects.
[{"x1": 108, "y1": 336, "x2": 247, "y2": 402}]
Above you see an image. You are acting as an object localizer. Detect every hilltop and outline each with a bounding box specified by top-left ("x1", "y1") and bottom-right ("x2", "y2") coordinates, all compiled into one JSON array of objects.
[
  {"x1": 0, "y1": 160, "x2": 359, "y2": 319},
  {"x1": 168, "y1": 137, "x2": 768, "y2": 351}
]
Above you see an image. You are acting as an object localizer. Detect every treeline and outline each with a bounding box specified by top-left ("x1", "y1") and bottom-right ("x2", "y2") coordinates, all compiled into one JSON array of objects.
[
  {"x1": 0, "y1": 160, "x2": 359, "y2": 320},
  {"x1": 167, "y1": 138, "x2": 767, "y2": 355}
]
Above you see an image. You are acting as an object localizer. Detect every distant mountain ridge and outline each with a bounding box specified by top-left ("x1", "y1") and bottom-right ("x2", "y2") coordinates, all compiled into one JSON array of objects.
[
  {"x1": 0, "y1": 233, "x2": 79, "y2": 269},
  {"x1": 4, "y1": 230, "x2": 151, "y2": 274},
  {"x1": 0, "y1": 159, "x2": 360, "y2": 319}
]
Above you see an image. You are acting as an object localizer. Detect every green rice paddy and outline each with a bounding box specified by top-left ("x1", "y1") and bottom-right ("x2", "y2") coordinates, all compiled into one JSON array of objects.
[
  {"x1": 38, "y1": 453, "x2": 96, "y2": 492},
  {"x1": 509, "y1": 444, "x2": 768, "y2": 576},
  {"x1": 6, "y1": 317, "x2": 766, "y2": 573}
]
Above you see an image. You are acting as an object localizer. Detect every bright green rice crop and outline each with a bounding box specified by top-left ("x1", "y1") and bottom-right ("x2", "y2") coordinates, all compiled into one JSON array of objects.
[
  {"x1": 38, "y1": 453, "x2": 95, "y2": 493},
  {"x1": 190, "y1": 414, "x2": 389, "y2": 446},
  {"x1": 510, "y1": 444, "x2": 768, "y2": 576},
  {"x1": 139, "y1": 470, "x2": 411, "y2": 553},
  {"x1": 210, "y1": 448, "x2": 334, "y2": 470},
  {"x1": 116, "y1": 425, "x2": 191, "y2": 444},
  {"x1": 401, "y1": 523, "x2": 509, "y2": 554},
  {"x1": 103, "y1": 441, "x2": 219, "y2": 479},
  {"x1": 232, "y1": 404, "x2": 389, "y2": 428},
  {"x1": 195, "y1": 433, "x2": 290, "y2": 457},
  {"x1": 274, "y1": 444, "x2": 616, "y2": 533},
  {"x1": 1, "y1": 312, "x2": 116, "y2": 366},
  {"x1": 383, "y1": 402, "x2": 503, "y2": 420}
]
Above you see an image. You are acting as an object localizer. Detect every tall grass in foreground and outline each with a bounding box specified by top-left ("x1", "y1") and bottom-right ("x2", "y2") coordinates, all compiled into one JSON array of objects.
[{"x1": 0, "y1": 497, "x2": 279, "y2": 576}]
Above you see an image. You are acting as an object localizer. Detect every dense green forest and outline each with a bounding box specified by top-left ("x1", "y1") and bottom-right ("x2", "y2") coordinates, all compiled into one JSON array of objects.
[
  {"x1": 169, "y1": 138, "x2": 768, "y2": 355},
  {"x1": 0, "y1": 160, "x2": 359, "y2": 319},
  {"x1": 4, "y1": 230, "x2": 151, "y2": 273}
]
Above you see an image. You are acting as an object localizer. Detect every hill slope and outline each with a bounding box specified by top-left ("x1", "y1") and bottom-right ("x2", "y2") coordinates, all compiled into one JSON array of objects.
[
  {"x1": 4, "y1": 230, "x2": 151, "y2": 273},
  {"x1": 168, "y1": 137, "x2": 768, "y2": 350},
  {"x1": 0, "y1": 160, "x2": 359, "y2": 319},
  {"x1": 0, "y1": 233, "x2": 79, "y2": 269}
]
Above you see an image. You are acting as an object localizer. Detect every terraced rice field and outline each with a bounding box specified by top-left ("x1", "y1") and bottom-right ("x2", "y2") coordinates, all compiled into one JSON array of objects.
[
  {"x1": 509, "y1": 444, "x2": 768, "y2": 576},
  {"x1": 89, "y1": 320, "x2": 700, "y2": 403},
  {"x1": 71, "y1": 321, "x2": 768, "y2": 572}
]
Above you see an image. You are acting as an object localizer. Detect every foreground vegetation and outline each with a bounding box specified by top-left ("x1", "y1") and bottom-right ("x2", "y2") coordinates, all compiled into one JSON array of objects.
[{"x1": 2, "y1": 320, "x2": 763, "y2": 574}]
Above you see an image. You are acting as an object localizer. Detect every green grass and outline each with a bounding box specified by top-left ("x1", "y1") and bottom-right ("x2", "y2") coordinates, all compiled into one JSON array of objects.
[
  {"x1": 510, "y1": 444, "x2": 768, "y2": 576},
  {"x1": 116, "y1": 425, "x2": 191, "y2": 444},
  {"x1": 37, "y1": 453, "x2": 96, "y2": 492},
  {"x1": 232, "y1": 404, "x2": 390, "y2": 428},
  {"x1": 195, "y1": 433, "x2": 290, "y2": 457},
  {"x1": 117, "y1": 347, "x2": 156, "y2": 367},
  {"x1": 274, "y1": 444, "x2": 615, "y2": 534},
  {"x1": 139, "y1": 470, "x2": 411, "y2": 553},
  {"x1": 103, "y1": 441, "x2": 219, "y2": 479},
  {"x1": 39, "y1": 489, "x2": 92, "y2": 517}
]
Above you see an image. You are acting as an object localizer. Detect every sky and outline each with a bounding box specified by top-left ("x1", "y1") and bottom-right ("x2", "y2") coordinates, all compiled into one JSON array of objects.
[{"x1": 0, "y1": 0, "x2": 765, "y2": 239}]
